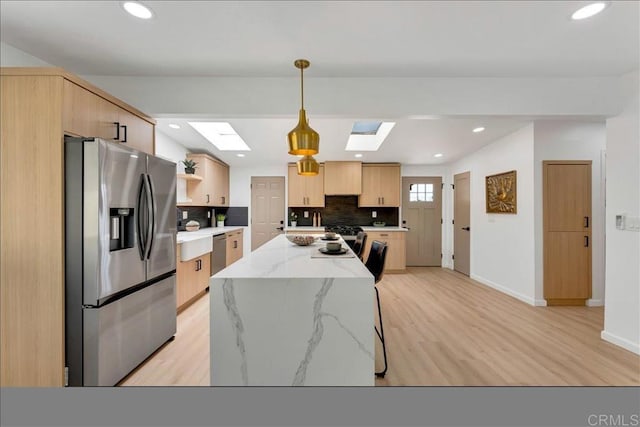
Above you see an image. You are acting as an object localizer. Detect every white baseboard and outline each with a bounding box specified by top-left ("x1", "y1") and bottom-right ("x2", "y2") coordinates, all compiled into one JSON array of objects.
[
  {"x1": 534, "y1": 299, "x2": 548, "y2": 306},
  {"x1": 587, "y1": 299, "x2": 604, "y2": 307},
  {"x1": 470, "y1": 274, "x2": 536, "y2": 306},
  {"x1": 601, "y1": 331, "x2": 640, "y2": 355}
]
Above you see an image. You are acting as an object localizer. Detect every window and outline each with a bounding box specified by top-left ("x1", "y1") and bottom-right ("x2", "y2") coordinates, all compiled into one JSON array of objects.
[{"x1": 409, "y1": 183, "x2": 434, "y2": 202}]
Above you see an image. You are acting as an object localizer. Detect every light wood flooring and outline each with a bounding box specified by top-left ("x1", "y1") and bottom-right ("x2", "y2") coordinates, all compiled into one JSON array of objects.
[{"x1": 120, "y1": 267, "x2": 640, "y2": 386}]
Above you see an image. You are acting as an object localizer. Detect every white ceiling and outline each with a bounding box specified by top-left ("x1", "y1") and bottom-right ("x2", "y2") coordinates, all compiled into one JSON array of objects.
[{"x1": 1, "y1": 1, "x2": 636, "y2": 166}]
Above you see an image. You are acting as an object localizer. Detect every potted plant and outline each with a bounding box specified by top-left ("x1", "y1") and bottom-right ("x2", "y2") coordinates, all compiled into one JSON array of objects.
[
  {"x1": 216, "y1": 213, "x2": 226, "y2": 228},
  {"x1": 290, "y1": 211, "x2": 298, "y2": 227},
  {"x1": 182, "y1": 158, "x2": 197, "y2": 174}
]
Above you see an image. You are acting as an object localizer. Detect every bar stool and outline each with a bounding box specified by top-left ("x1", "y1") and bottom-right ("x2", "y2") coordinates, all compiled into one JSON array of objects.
[
  {"x1": 352, "y1": 231, "x2": 368, "y2": 260},
  {"x1": 364, "y1": 240, "x2": 389, "y2": 378}
]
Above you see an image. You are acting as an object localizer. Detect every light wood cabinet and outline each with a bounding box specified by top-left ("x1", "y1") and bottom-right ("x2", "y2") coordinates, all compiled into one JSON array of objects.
[
  {"x1": 226, "y1": 229, "x2": 244, "y2": 266},
  {"x1": 361, "y1": 230, "x2": 406, "y2": 272},
  {"x1": 288, "y1": 164, "x2": 325, "y2": 207},
  {"x1": 176, "y1": 245, "x2": 211, "y2": 311},
  {"x1": 1, "y1": 67, "x2": 156, "y2": 386},
  {"x1": 62, "y1": 78, "x2": 154, "y2": 155},
  {"x1": 359, "y1": 164, "x2": 401, "y2": 207},
  {"x1": 324, "y1": 161, "x2": 362, "y2": 195},
  {"x1": 185, "y1": 154, "x2": 230, "y2": 207}
]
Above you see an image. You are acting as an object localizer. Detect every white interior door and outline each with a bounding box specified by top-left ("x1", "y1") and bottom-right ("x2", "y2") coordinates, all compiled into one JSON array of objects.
[{"x1": 251, "y1": 176, "x2": 285, "y2": 251}]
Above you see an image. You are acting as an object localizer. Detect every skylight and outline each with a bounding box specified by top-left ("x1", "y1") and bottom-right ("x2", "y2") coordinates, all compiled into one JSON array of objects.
[
  {"x1": 345, "y1": 122, "x2": 395, "y2": 151},
  {"x1": 351, "y1": 121, "x2": 382, "y2": 135},
  {"x1": 188, "y1": 122, "x2": 251, "y2": 151}
]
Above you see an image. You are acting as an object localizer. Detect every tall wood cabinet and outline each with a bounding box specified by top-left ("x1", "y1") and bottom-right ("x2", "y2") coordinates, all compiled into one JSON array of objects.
[
  {"x1": 0, "y1": 67, "x2": 156, "y2": 387},
  {"x1": 288, "y1": 164, "x2": 325, "y2": 207},
  {"x1": 185, "y1": 153, "x2": 230, "y2": 207},
  {"x1": 359, "y1": 164, "x2": 401, "y2": 207}
]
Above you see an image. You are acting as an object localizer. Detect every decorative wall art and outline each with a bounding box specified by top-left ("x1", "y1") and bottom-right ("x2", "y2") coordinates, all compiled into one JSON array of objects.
[{"x1": 485, "y1": 170, "x2": 517, "y2": 214}]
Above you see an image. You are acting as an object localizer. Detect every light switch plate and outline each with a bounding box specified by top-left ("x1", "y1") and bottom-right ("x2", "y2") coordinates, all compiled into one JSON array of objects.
[
  {"x1": 304, "y1": 211, "x2": 309, "y2": 218},
  {"x1": 182, "y1": 211, "x2": 188, "y2": 220},
  {"x1": 372, "y1": 211, "x2": 377, "y2": 218}
]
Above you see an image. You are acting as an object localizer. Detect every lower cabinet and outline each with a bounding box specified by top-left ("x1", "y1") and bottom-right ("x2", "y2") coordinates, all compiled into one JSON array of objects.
[
  {"x1": 176, "y1": 244, "x2": 211, "y2": 311},
  {"x1": 225, "y1": 229, "x2": 244, "y2": 266},
  {"x1": 361, "y1": 231, "x2": 406, "y2": 272}
]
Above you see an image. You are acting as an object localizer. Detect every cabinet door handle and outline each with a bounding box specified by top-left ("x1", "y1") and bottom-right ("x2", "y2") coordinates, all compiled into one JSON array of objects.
[
  {"x1": 380, "y1": 233, "x2": 389, "y2": 237},
  {"x1": 584, "y1": 236, "x2": 589, "y2": 247},
  {"x1": 120, "y1": 125, "x2": 127, "y2": 143},
  {"x1": 584, "y1": 216, "x2": 589, "y2": 228},
  {"x1": 206, "y1": 194, "x2": 210, "y2": 204},
  {"x1": 382, "y1": 197, "x2": 385, "y2": 205},
  {"x1": 113, "y1": 122, "x2": 120, "y2": 140},
  {"x1": 234, "y1": 240, "x2": 238, "y2": 249},
  {"x1": 195, "y1": 259, "x2": 200, "y2": 271},
  {"x1": 222, "y1": 196, "x2": 226, "y2": 205}
]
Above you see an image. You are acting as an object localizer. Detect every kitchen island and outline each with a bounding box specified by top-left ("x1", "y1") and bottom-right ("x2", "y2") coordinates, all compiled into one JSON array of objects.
[{"x1": 209, "y1": 234, "x2": 375, "y2": 386}]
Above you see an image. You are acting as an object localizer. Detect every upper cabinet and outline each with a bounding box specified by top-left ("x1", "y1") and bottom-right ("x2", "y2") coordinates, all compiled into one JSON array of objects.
[
  {"x1": 288, "y1": 164, "x2": 325, "y2": 207},
  {"x1": 324, "y1": 161, "x2": 362, "y2": 195},
  {"x1": 62, "y1": 79, "x2": 155, "y2": 155},
  {"x1": 359, "y1": 164, "x2": 401, "y2": 207},
  {"x1": 185, "y1": 153, "x2": 230, "y2": 207}
]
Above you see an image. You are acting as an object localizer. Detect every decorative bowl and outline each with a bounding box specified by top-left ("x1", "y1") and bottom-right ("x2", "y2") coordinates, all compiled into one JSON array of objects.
[
  {"x1": 286, "y1": 234, "x2": 317, "y2": 246},
  {"x1": 372, "y1": 221, "x2": 386, "y2": 227},
  {"x1": 185, "y1": 220, "x2": 200, "y2": 231}
]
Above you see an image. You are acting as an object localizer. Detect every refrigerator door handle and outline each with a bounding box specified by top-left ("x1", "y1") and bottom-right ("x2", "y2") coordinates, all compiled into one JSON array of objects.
[
  {"x1": 136, "y1": 174, "x2": 147, "y2": 260},
  {"x1": 145, "y1": 174, "x2": 156, "y2": 260},
  {"x1": 143, "y1": 174, "x2": 154, "y2": 261}
]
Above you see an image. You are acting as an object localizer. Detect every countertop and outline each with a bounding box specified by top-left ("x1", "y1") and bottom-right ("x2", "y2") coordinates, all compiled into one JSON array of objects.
[
  {"x1": 286, "y1": 226, "x2": 408, "y2": 232},
  {"x1": 177, "y1": 226, "x2": 244, "y2": 244},
  {"x1": 211, "y1": 233, "x2": 372, "y2": 279}
]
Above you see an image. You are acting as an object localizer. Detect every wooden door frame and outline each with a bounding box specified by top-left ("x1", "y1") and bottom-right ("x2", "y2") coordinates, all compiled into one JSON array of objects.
[{"x1": 542, "y1": 160, "x2": 592, "y2": 305}]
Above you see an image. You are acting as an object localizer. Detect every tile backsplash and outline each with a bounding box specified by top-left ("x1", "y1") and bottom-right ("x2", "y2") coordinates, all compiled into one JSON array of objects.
[
  {"x1": 176, "y1": 206, "x2": 248, "y2": 231},
  {"x1": 288, "y1": 196, "x2": 398, "y2": 227}
]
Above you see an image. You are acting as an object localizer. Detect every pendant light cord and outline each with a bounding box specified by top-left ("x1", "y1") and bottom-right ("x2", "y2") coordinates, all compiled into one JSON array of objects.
[{"x1": 300, "y1": 66, "x2": 304, "y2": 109}]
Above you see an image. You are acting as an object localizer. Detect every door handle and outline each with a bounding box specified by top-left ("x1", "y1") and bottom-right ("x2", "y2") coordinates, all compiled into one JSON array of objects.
[
  {"x1": 120, "y1": 125, "x2": 128, "y2": 143},
  {"x1": 584, "y1": 216, "x2": 589, "y2": 228},
  {"x1": 462, "y1": 226, "x2": 470, "y2": 231},
  {"x1": 276, "y1": 226, "x2": 284, "y2": 231},
  {"x1": 113, "y1": 122, "x2": 120, "y2": 140},
  {"x1": 584, "y1": 236, "x2": 589, "y2": 247}
]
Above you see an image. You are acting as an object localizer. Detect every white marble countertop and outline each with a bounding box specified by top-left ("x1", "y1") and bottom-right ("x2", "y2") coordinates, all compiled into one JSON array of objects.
[
  {"x1": 286, "y1": 226, "x2": 408, "y2": 232},
  {"x1": 177, "y1": 226, "x2": 244, "y2": 244},
  {"x1": 212, "y1": 234, "x2": 373, "y2": 279}
]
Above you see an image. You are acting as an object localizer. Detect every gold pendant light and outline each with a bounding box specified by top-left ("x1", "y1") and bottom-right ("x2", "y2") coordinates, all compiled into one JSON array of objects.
[
  {"x1": 296, "y1": 155, "x2": 319, "y2": 176},
  {"x1": 288, "y1": 59, "x2": 319, "y2": 161}
]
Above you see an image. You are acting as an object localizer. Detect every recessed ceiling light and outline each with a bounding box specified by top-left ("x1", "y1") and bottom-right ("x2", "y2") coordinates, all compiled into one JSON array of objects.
[
  {"x1": 188, "y1": 122, "x2": 251, "y2": 151},
  {"x1": 168, "y1": 124, "x2": 180, "y2": 129},
  {"x1": 571, "y1": 2, "x2": 608, "y2": 20},
  {"x1": 122, "y1": 2, "x2": 154, "y2": 19},
  {"x1": 345, "y1": 122, "x2": 396, "y2": 151},
  {"x1": 236, "y1": 153, "x2": 245, "y2": 157},
  {"x1": 354, "y1": 154, "x2": 363, "y2": 158},
  {"x1": 472, "y1": 127, "x2": 485, "y2": 133},
  {"x1": 434, "y1": 153, "x2": 444, "y2": 158}
]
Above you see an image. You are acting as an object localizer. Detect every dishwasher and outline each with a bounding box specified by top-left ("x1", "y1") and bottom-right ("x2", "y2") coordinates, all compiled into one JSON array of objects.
[{"x1": 211, "y1": 234, "x2": 227, "y2": 275}]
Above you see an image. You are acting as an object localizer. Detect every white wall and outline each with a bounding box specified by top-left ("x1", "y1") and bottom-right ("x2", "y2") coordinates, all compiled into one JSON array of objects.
[
  {"x1": 450, "y1": 124, "x2": 537, "y2": 305},
  {"x1": 0, "y1": 42, "x2": 53, "y2": 67},
  {"x1": 401, "y1": 165, "x2": 452, "y2": 268},
  {"x1": 533, "y1": 121, "x2": 607, "y2": 306},
  {"x1": 602, "y1": 70, "x2": 640, "y2": 355},
  {"x1": 155, "y1": 131, "x2": 190, "y2": 203}
]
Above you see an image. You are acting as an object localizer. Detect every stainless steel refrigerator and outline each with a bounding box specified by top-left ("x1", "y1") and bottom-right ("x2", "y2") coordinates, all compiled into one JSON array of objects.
[{"x1": 65, "y1": 137, "x2": 177, "y2": 386}]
